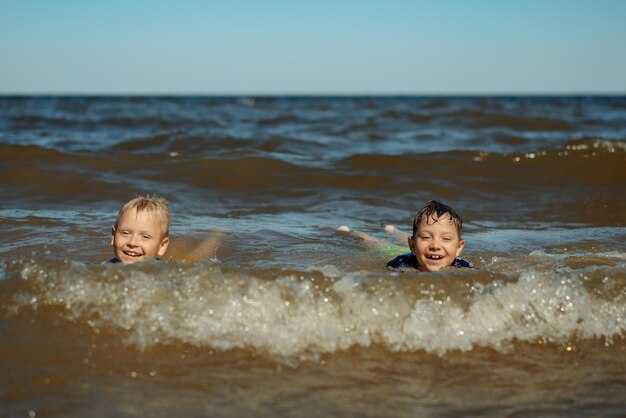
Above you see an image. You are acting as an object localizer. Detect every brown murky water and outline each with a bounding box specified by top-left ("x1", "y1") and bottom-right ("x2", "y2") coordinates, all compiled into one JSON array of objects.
[{"x1": 1, "y1": 96, "x2": 625, "y2": 417}]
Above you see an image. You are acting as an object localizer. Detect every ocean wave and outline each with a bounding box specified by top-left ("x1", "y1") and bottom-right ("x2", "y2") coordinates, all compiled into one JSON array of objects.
[
  {"x1": 2, "y1": 138, "x2": 624, "y2": 210},
  {"x1": 3, "y1": 259, "x2": 624, "y2": 361},
  {"x1": 447, "y1": 109, "x2": 575, "y2": 131}
]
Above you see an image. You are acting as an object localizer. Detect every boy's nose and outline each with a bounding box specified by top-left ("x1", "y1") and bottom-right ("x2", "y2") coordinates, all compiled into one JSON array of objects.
[{"x1": 128, "y1": 235, "x2": 140, "y2": 246}]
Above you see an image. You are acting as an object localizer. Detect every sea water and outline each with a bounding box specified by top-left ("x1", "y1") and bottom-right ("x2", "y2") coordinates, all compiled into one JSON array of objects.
[{"x1": 1, "y1": 96, "x2": 625, "y2": 417}]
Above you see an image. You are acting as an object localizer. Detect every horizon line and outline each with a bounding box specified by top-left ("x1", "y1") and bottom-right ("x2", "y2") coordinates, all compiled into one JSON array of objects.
[{"x1": 1, "y1": 92, "x2": 626, "y2": 97}]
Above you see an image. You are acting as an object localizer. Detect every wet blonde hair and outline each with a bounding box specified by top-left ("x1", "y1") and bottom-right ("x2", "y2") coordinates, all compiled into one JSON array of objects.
[{"x1": 114, "y1": 195, "x2": 170, "y2": 237}]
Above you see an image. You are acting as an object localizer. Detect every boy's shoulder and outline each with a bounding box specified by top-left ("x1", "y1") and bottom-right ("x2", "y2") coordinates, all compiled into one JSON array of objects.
[
  {"x1": 386, "y1": 252, "x2": 418, "y2": 269},
  {"x1": 386, "y1": 253, "x2": 474, "y2": 270},
  {"x1": 451, "y1": 257, "x2": 474, "y2": 268}
]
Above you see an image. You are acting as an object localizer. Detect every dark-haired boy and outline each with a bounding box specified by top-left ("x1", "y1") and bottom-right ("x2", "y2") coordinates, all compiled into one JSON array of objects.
[{"x1": 386, "y1": 200, "x2": 472, "y2": 271}]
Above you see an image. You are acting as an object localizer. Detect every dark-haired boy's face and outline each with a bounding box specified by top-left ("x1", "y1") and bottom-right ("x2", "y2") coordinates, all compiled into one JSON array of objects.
[{"x1": 408, "y1": 213, "x2": 464, "y2": 272}]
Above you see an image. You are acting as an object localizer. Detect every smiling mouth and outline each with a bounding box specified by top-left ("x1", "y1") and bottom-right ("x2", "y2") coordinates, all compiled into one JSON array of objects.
[
  {"x1": 123, "y1": 250, "x2": 143, "y2": 258},
  {"x1": 426, "y1": 254, "x2": 444, "y2": 260}
]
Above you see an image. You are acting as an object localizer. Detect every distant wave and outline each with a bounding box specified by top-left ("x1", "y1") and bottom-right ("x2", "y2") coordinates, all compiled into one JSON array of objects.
[{"x1": 1, "y1": 138, "x2": 624, "y2": 202}]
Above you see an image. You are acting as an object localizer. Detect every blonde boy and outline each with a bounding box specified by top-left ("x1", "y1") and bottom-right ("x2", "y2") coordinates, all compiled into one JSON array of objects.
[{"x1": 107, "y1": 195, "x2": 170, "y2": 264}]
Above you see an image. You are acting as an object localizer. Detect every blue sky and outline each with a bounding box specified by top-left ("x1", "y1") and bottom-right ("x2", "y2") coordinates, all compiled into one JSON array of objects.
[{"x1": 1, "y1": 0, "x2": 625, "y2": 94}]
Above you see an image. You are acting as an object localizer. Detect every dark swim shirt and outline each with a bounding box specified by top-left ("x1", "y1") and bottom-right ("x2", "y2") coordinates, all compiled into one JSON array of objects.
[
  {"x1": 387, "y1": 253, "x2": 473, "y2": 270},
  {"x1": 104, "y1": 257, "x2": 161, "y2": 264}
]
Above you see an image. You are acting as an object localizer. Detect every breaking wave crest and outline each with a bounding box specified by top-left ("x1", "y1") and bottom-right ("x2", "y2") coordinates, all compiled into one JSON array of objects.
[{"x1": 3, "y1": 259, "x2": 625, "y2": 361}]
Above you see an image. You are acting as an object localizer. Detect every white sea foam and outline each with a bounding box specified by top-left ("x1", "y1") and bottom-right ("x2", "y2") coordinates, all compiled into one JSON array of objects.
[{"x1": 6, "y1": 259, "x2": 626, "y2": 359}]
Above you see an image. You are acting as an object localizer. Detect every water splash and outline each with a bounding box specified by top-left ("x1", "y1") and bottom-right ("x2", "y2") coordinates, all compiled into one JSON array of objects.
[{"x1": 4, "y1": 258, "x2": 625, "y2": 361}]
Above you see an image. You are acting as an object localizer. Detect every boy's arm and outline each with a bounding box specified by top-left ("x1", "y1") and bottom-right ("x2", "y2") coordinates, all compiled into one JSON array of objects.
[
  {"x1": 337, "y1": 225, "x2": 409, "y2": 258},
  {"x1": 165, "y1": 228, "x2": 226, "y2": 263}
]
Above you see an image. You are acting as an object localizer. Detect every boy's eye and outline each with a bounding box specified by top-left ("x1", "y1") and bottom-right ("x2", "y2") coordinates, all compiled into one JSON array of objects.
[
  {"x1": 142, "y1": 235, "x2": 152, "y2": 240},
  {"x1": 119, "y1": 231, "x2": 130, "y2": 236}
]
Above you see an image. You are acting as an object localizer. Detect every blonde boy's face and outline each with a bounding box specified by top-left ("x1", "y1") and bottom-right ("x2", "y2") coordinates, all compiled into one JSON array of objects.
[
  {"x1": 111, "y1": 208, "x2": 169, "y2": 264},
  {"x1": 407, "y1": 213, "x2": 465, "y2": 272}
]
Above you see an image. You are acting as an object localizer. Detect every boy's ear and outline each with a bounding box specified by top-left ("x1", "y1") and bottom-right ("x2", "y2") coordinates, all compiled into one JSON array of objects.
[
  {"x1": 111, "y1": 225, "x2": 116, "y2": 247},
  {"x1": 407, "y1": 236, "x2": 415, "y2": 254},
  {"x1": 157, "y1": 236, "x2": 170, "y2": 257},
  {"x1": 456, "y1": 239, "x2": 465, "y2": 257}
]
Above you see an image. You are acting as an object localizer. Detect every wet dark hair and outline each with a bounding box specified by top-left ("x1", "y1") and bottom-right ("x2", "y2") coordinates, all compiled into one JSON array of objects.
[{"x1": 412, "y1": 200, "x2": 463, "y2": 238}]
